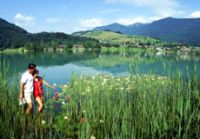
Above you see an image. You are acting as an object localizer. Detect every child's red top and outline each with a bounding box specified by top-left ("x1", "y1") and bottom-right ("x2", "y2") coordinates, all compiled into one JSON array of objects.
[{"x1": 33, "y1": 77, "x2": 44, "y2": 99}]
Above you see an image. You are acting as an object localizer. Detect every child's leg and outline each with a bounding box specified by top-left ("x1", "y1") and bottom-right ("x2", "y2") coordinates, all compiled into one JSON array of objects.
[{"x1": 36, "y1": 97, "x2": 43, "y2": 112}]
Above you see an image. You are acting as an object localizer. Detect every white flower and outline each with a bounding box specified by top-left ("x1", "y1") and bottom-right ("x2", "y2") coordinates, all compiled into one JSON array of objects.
[
  {"x1": 53, "y1": 83, "x2": 57, "y2": 86},
  {"x1": 41, "y1": 120, "x2": 45, "y2": 124},
  {"x1": 64, "y1": 84, "x2": 68, "y2": 88},
  {"x1": 86, "y1": 88, "x2": 90, "y2": 92},
  {"x1": 83, "y1": 110, "x2": 86, "y2": 114},
  {"x1": 62, "y1": 101, "x2": 66, "y2": 105},
  {"x1": 100, "y1": 119, "x2": 104, "y2": 124},
  {"x1": 64, "y1": 116, "x2": 69, "y2": 120},
  {"x1": 90, "y1": 135, "x2": 96, "y2": 139}
]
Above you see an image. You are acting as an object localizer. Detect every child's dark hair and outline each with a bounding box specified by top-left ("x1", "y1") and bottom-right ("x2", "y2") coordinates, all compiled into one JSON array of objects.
[
  {"x1": 33, "y1": 69, "x2": 39, "y2": 76},
  {"x1": 28, "y1": 63, "x2": 36, "y2": 69}
]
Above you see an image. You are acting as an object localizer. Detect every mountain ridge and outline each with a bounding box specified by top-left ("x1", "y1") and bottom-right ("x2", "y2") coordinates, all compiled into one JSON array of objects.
[
  {"x1": 93, "y1": 17, "x2": 200, "y2": 45},
  {"x1": 0, "y1": 18, "x2": 99, "y2": 50}
]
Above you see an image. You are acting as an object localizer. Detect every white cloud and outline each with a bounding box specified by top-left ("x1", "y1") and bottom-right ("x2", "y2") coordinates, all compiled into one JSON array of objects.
[
  {"x1": 14, "y1": 13, "x2": 35, "y2": 27},
  {"x1": 104, "y1": 0, "x2": 181, "y2": 17},
  {"x1": 46, "y1": 18, "x2": 61, "y2": 24},
  {"x1": 79, "y1": 18, "x2": 103, "y2": 28},
  {"x1": 72, "y1": 18, "x2": 104, "y2": 32},
  {"x1": 116, "y1": 16, "x2": 161, "y2": 25},
  {"x1": 98, "y1": 9, "x2": 121, "y2": 14},
  {"x1": 190, "y1": 11, "x2": 200, "y2": 18}
]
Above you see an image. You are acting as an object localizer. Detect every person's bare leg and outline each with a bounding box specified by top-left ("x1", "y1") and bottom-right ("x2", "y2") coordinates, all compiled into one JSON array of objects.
[
  {"x1": 36, "y1": 97, "x2": 43, "y2": 112},
  {"x1": 26, "y1": 103, "x2": 33, "y2": 114}
]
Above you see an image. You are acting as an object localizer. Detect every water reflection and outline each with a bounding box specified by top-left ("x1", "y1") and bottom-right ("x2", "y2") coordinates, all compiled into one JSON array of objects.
[{"x1": 1, "y1": 49, "x2": 200, "y2": 85}]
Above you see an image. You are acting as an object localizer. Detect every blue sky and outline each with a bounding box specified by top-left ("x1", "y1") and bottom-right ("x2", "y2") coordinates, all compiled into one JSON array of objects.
[{"x1": 0, "y1": 0, "x2": 200, "y2": 33}]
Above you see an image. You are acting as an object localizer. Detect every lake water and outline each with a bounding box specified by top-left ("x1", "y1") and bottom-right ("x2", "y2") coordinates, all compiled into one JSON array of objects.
[{"x1": 1, "y1": 49, "x2": 200, "y2": 86}]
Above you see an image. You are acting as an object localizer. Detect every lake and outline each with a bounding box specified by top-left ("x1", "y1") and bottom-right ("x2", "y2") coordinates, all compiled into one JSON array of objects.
[{"x1": 1, "y1": 49, "x2": 200, "y2": 86}]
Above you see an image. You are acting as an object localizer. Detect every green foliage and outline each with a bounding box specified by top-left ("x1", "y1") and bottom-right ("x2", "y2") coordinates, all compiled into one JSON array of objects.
[
  {"x1": 0, "y1": 18, "x2": 100, "y2": 51},
  {"x1": 81, "y1": 31, "x2": 176, "y2": 48},
  {"x1": 52, "y1": 74, "x2": 200, "y2": 138}
]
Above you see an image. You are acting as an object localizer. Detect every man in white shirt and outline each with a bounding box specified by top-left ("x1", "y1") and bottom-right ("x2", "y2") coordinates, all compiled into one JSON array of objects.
[{"x1": 19, "y1": 63, "x2": 36, "y2": 114}]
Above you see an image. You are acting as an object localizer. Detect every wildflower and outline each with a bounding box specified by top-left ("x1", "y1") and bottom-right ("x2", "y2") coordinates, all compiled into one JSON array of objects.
[
  {"x1": 64, "y1": 116, "x2": 69, "y2": 120},
  {"x1": 64, "y1": 84, "x2": 68, "y2": 88},
  {"x1": 86, "y1": 88, "x2": 90, "y2": 92},
  {"x1": 53, "y1": 92, "x2": 59, "y2": 100},
  {"x1": 66, "y1": 95, "x2": 71, "y2": 102},
  {"x1": 62, "y1": 101, "x2": 66, "y2": 105},
  {"x1": 41, "y1": 120, "x2": 45, "y2": 124},
  {"x1": 53, "y1": 83, "x2": 57, "y2": 86},
  {"x1": 90, "y1": 135, "x2": 96, "y2": 139},
  {"x1": 83, "y1": 110, "x2": 86, "y2": 114},
  {"x1": 100, "y1": 119, "x2": 104, "y2": 124},
  {"x1": 103, "y1": 78, "x2": 107, "y2": 83},
  {"x1": 158, "y1": 77, "x2": 162, "y2": 80},
  {"x1": 81, "y1": 118, "x2": 85, "y2": 123}
]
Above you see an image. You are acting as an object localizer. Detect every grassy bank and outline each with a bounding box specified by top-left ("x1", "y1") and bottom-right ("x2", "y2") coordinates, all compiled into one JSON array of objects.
[
  {"x1": 0, "y1": 47, "x2": 28, "y2": 54},
  {"x1": 0, "y1": 64, "x2": 200, "y2": 138}
]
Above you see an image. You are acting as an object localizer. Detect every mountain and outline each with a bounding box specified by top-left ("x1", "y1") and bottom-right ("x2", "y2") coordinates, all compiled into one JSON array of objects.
[
  {"x1": 76, "y1": 30, "x2": 166, "y2": 47},
  {"x1": 0, "y1": 18, "x2": 29, "y2": 49},
  {"x1": 0, "y1": 18, "x2": 99, "y2": 50},
  {"x1": 94, "y1": 23, "x2": 127, "y2": 33},
  {"x1": 93, "y1": 17, "x2": 200, "y2": 46}
]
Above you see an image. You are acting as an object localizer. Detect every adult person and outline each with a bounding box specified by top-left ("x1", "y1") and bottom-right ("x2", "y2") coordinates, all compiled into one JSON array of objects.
[{"x1": 19, "y1": 63, "x2": 36, "y2": 114}]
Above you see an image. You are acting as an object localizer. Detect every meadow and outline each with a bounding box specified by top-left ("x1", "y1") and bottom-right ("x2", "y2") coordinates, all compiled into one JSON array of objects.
[{"x1": 0, "y1": 59, "x2": 199, "y2": 139}]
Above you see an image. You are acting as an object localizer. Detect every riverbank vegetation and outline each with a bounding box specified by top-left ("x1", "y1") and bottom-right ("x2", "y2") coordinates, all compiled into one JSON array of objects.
[{"x1": 0, "y1": 61, "x2": 199, "y2": 138}]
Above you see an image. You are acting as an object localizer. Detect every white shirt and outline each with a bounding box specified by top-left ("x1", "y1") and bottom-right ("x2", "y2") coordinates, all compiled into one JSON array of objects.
[{"x1": 21, "y1": 71, "x2": 33, "y2": 94}]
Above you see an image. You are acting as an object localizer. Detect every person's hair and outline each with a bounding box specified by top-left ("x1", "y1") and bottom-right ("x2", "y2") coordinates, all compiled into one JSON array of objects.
[
  {"x1": 33, "y1": 69, "x2": 39, "y2": 75},
  {"x1": 28, "y1": 63, "x2": 36, "y2": 69}
]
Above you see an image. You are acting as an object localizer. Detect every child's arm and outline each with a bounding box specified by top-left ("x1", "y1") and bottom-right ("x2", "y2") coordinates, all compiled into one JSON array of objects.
[{"x1": 43, "y1": 80, "x2": 56, "y2": 89}]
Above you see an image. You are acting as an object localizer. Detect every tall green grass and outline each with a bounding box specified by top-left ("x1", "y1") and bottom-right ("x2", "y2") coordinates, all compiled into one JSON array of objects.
[
  {"x1": 0, "y1": 61, "x2": 200, "y2": 139},
  {"x1": 54, "y1": 72, "x2": 200, "y2": 139},
  {"x1": 0, "y1": 62, "x2": 63, "y2": 139}
]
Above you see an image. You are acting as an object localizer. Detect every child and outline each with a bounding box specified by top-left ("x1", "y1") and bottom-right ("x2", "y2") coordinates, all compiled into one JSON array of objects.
[{"x1": 32, "y1": 69, "x2": 55, "y2": 112}]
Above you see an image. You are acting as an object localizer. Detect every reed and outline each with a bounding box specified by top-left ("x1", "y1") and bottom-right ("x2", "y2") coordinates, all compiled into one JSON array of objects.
[{"x1": 0, "y1": 61, "x2": 199, "y2": 139}]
